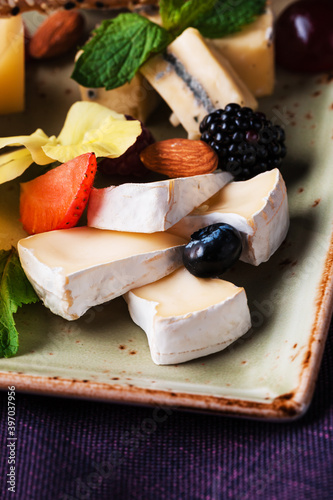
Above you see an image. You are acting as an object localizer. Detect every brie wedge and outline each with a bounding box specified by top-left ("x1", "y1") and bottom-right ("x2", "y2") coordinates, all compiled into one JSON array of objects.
[
  {"x1": 210, "y1": 9, "x2": 275, "y2": 97},
  {"x1": 87, "y1": 171, "x2": 232, "y2": 233},
  {"x1": 125, "y1": 267, "x2": 251, "y2": 365},
  {"x1": 171, "y1": 169, "x2": 289, "y2": 266},
  {"x1": 18, "y1": 227, "x2": 187, "y2": 321},
  {"x1": 140, "y1": 27, "x2": 257, "y2": 139}
]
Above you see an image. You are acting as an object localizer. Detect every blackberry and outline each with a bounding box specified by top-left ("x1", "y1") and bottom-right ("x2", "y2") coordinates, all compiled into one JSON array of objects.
[
  {"x1": 98, "y1": 116, "x2": 155, "y2": 177},
  {"x1": 199, "y1": 104, "x2": 287, "y2": 181}
]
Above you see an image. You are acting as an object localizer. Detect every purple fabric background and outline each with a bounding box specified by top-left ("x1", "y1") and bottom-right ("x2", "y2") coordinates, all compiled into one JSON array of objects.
[{"x1": 1, "y1": 323, "x2": 332, "y2": 500}]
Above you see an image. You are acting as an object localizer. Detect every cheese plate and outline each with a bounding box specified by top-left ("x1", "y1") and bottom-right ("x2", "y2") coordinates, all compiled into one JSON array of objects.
[{"x1": 0, "y1": 0, "x2": 332, "y2": 420}]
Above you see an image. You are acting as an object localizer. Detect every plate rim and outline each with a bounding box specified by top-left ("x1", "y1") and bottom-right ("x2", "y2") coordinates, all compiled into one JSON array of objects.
[{"x1": 1, "y1": 0, "x2": 333, "y2": 419}]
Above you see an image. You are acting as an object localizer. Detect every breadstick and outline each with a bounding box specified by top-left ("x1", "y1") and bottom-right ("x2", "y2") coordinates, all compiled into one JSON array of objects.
[{"x1": 0, "y1": 0, "x2": 158, "y2": 17}]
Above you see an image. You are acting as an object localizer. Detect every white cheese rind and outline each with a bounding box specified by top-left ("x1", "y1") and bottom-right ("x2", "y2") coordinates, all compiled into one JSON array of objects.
[
  {"x1": 125, "y1": 268, "x2": 251, "y2": 365},
  {"x1": 87, "y1": 171, "x2": 232, "y2": 233},
  {"x1": 18, "y1": 227, "x2": 187, "y2": 321},
  {"x1": 171, "y1": 169, "x2": 289, "y2": 266},
  {"x1": 140, "y1": 27, "x2": 257, "y2": 140}
]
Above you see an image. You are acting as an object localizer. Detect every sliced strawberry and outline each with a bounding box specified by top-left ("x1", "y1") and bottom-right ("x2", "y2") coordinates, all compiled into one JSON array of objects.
[{"x1": 20, "y1": 152, "x2": 97, "y2": 235}]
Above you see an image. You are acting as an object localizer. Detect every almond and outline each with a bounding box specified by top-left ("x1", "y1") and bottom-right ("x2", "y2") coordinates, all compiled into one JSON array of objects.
[
  {"x1": 29, "y1": 10, "x2": 85, "y2": 60},
  {"x1": 140, "y1": 138, "x2": 218, "y2": 178}
]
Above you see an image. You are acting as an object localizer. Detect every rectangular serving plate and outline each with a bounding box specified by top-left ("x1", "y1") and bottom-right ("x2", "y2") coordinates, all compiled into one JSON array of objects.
[{"x1": 0, "y1": 2, "x2": 332, "y2": 420}]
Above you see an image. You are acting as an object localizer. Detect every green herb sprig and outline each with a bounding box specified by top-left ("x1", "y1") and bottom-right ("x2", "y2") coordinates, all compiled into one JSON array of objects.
[
  {"x1": 194, "y1": 0, "x2": 267, "y2": 38},
  {"x1": 72, "y1": 0, "x2": 266, "y2": 92},
  {"x1": 0, "y1": 248, "x2": 39, "y2": 358}
]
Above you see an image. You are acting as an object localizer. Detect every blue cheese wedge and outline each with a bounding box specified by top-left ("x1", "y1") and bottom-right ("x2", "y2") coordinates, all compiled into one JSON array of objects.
[
  {"x1": 0, "y1": 16, "x2": 25, "y2": 114},
  {"x1": 140, "y1": 27, "x2": 257, "y2": 139},
  {"x1": 142, "y1": 8, "x2": 274, "y2": 99},
  {"x1": 87, "y1": 171, "x2": 232, "y2": 233},
  {"x1": 18, "y1": 227, "x2": 187, "y2": 321},
  {"x1": 171, "y1": 169, "x2": 289, "y2": 266},
  {"x1": 125, "y1": 267, "x2": 251, "y2": 365}
]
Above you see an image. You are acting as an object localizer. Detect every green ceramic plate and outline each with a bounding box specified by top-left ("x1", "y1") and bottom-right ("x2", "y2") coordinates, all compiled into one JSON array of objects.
[{"x1": 0, "y1": 1, "x2": 332, "y2": 420}]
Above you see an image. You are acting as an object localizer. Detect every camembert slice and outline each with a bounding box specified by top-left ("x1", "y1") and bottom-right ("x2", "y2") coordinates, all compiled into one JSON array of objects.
[
  {"x1": 171, "y1": 169, "x2": 289, "y2": 266},
  {"x1": 88, "y1": 171, "x2": 232, "y2": 233},
  {"x1": 125, "y1": 267, "x2": 251, "y2": 365},
  {"x1": 142, "y1": 8, "x2": 275, "y2": 98},
  {"x1": 18, "y1": 227, "x2": 187, "y2": 321}
]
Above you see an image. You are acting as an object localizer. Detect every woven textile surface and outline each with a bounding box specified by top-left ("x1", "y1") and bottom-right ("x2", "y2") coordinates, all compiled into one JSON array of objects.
[{"x1": 0, "y1": 323, "x2": 332, "y2": 500}]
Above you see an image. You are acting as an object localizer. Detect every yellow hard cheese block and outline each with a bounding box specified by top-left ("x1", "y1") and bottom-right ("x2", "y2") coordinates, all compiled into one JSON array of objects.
[
  {"x1": 210, "y1": 9, "x2": 275, "y2": 97},
  {"x1": 0, "y1": 15, "x2": 25, "y2": 114}
]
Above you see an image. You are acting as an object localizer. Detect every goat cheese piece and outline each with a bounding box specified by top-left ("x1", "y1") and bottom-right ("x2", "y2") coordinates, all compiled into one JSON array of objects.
[
  {"x1": 140, "y1": 27, "x2": 257, "y2": 140},
  {"x1": 87, "y1": 171, "x2": 232, "y2": 233},
  {"x1": 171, "y1": 169, "x2": 289, "y2": 266},
  {"x1": 18, "y1": 227, "x2": 187, "y2": 321},
  {"x1": 125, "y1": 267, "x2": 251, "y2": 365}
]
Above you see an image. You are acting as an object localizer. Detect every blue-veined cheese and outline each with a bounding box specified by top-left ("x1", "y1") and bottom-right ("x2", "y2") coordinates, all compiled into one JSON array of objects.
[{"x1": 140, "y1": 28, "x2": 257, "y2": 139}]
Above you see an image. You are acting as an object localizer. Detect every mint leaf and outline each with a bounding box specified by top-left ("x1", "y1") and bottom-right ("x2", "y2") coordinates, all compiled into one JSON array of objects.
[
  {"x1": 0, "y1": 248, "x2": 39, "y2": 358},
  {"x1": 194, "y1": 0, "x2": 267, "y2": 38},
  {"x1": 159, "y1": 0, "x2": 217, "y2": 36},
  {"x1": 72, "y1": 13, "x2": 173, "y2": 91}
]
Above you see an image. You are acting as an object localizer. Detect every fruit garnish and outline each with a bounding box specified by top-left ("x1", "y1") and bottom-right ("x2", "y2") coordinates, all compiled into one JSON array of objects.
[
  {"x1": 275, "y1": 0, "x2": 333, "y2": 73},
  {"x1": 183, "y1": 223, "x2": 243, "y2": 278},
  {"x1": 140, "y1": 138, "x2": 218, "y2": 178},
  {"x1": 199, "y1": 103, "x2": 286, "y2": 181},
  {"x1": 0, "y1": 248, "x2": 39, "y2": 358},
  {"x1": 0, "y1": 101, "x2": 141, "y2": 184},
  {"x1": 72, "y1": 0, "x2": 266, "y2": 91},
  {"x1": 98, "y1": 117, "x2": 155, "y2": 177},
  {"x1": 20, "y1": 152, "x2": 97, "y2": 235}
]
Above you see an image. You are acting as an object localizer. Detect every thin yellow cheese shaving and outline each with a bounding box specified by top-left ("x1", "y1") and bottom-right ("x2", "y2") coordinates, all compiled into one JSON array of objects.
[{"x1": 0, "y1": 101, "x2": 142, "y2": 184}]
